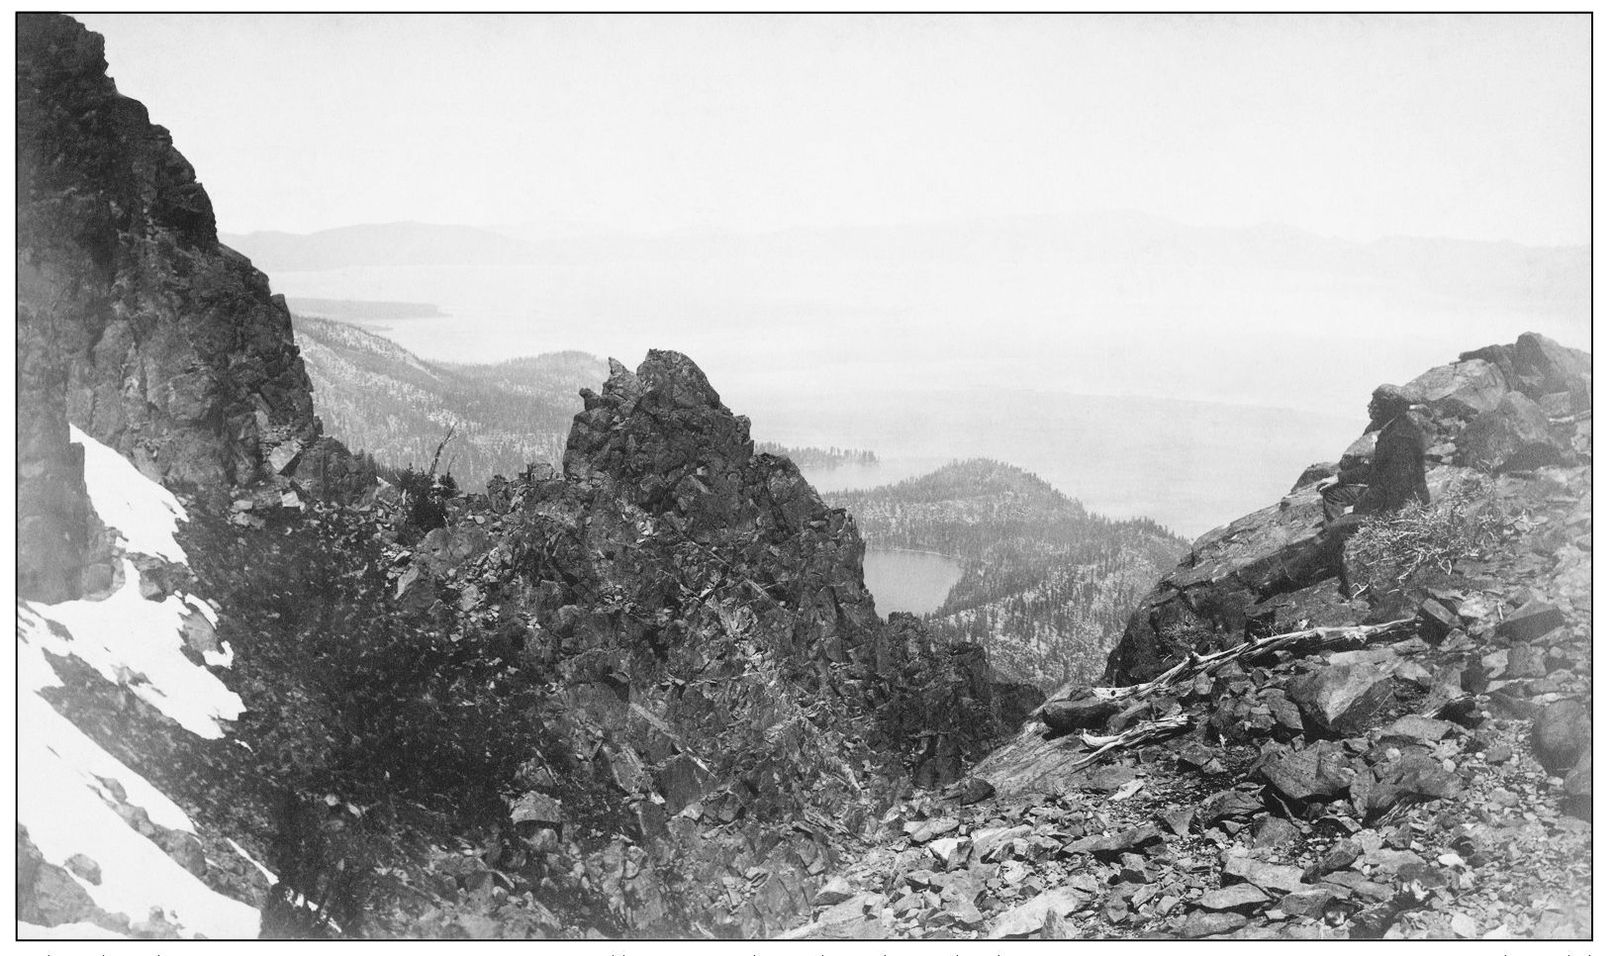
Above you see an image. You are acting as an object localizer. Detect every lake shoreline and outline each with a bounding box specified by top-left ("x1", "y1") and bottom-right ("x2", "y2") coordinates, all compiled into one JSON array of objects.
[
  {"x1": 867, "y1": 545, "x2": 964, "y2": 562},
  {"x1": 862, "y1": 548, "x2": 964, "y2": 618}
]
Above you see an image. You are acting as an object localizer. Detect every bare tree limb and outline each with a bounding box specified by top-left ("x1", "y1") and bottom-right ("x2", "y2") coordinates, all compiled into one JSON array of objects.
[{"x1": 426, "y1": 424, "x2": 456, "y2": 478}]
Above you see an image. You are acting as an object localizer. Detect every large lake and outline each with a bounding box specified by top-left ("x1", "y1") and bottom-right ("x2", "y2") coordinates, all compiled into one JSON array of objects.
[{"x1": 863, "y1": 549, "x2": 963, "y2": 618}]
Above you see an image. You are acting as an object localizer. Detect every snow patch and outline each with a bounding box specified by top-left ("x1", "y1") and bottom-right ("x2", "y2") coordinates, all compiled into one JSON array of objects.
[
  {"x1": 26, "y1": 560, "x2": 243, "y2": 738},
  {"x1": 19, "y1": 610, "x2": 196, "y2": 833},
  {"x1": 19, "y1": 428, "x2": 262, "y2": 937},
  {"x1": 18, "y1": 628, "x2": 260, "y2": 938},
  {"x1": 71, "y1": 425, "x2": 189, "y2": 564}
]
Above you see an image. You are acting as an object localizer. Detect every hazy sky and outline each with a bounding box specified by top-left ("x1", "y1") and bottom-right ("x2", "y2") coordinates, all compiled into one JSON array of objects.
[{"x1": 77, "y1": 13, "x2": 1589, "y2": 245}]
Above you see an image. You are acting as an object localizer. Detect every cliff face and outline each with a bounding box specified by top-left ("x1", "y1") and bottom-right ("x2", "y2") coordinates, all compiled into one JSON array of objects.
[{"x1": 17, "y1": 13, "x2": 324, "y2": 491}]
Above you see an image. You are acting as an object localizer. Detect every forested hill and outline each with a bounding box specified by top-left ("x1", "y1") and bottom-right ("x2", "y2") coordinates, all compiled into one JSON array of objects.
[
  {"x1": 827, "y1": 459, "x2": 1185, "y2": 690},
  {"x1": 290, "y1": 315, "x2": 604, "y2": 488},
  {"x1": 755, "y1": 443, "x2": 877, "y2": 470}
]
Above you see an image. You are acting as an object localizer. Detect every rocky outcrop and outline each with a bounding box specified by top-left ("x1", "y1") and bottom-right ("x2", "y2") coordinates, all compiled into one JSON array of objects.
[
  {"x1": 376, "y1": 350, "x2": 1031, "y2": 936},
  {"x1": 1105, "y1": 333, "x2": 1588, "y2": 686},
  {"x1": 796, "y1": 435, "x2": 1590, "y2": 939},
  {"x1": 17, "y1": 13, "x2": 342, "y2": 492},
  {"x1": 787, "y1": 333, "x2": 1589, "y2": 941}
]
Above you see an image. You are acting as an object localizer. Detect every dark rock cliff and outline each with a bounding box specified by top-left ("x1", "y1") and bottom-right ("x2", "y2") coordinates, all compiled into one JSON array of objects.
[
  {"x1": 17, "y1": 13, "x2": 332, "y2": 490},
  {"x1": 17, "y1": 13, "x2": 371, "y2": 598}
]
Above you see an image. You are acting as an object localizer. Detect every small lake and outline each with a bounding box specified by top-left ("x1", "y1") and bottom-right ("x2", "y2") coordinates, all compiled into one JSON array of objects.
[{"x1": 863, "y1": 548, "x2": 963, "y2": 618}]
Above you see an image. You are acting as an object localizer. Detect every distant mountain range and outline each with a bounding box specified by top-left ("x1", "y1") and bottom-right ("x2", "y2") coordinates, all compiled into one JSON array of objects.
[
  {"x1": 224, "y1": 210, "x2": 1589, "y2": 441},
  {"x1": 826, "y1": 459, "x2": 1185, "y2": 690},
  {"x1": 227, "y1": 214, "x2": 1590, "y2": 315}
]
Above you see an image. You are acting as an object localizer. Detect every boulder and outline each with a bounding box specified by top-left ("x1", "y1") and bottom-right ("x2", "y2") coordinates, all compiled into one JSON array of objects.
[
  {"x1": 1251, "y1": 815, "x2": 1300, "y2": 848},
  {"x1": 1196, "y1": 884, "x2": 1271, "y2": 911},
  {"x1": 1532, "y1": 699, "x2": 1590, "y2": 771},
  {"x1": 1064, "y1": 825, "x2": 1162, "y2": 858},
  {"x1": 1275, "y1": 887, "x2": 1336, "y2": 919},
  {"x1": 802, "y1": 893, "x2": 890, "y2": 939},
  {"x1": 1350, "y1": 753, "x2": 1461, "y2": 819},
  {"x1": 906, "y1": 817, "x2": 960, "y2": 844},
  {"x1": 1495, "y1": 600, "x2": 1567, "y2": 643},
  {"x1": 1200, "y1": 788, "x2": 1266, "y2": 822},
  {"x1": 939, "y1": 883, "x2": 984, "y2": 926},
  {"x1": 511, "y1": 791, "x2": 564, "y2": 833},
  {"x1": 1402, "y1": 359, "x2": 1509, "y2": 419},
  {"x1": 1505, "y1": 645, "x2": 1547, "y2": 679},
  {"x1": 1223, "y1": 857, "x2": 1306, "y2": 894},
  {"x1": 1038, "y1": 909, "x2": 1080, "y2": 939},
  {"x1": 1378, "y1": 715, "x2": 1455, "y2": 744},
  {"x1": 1106, "y1": 491, "x2": 1334, "y2": 684},
  {"x1": 1456, "y1": 392, "x2": 1567, "y2": 472},
  {"x1": 1285, "y1": 664, "x2": 1394, "y2": 736},
  {"x1": 1253, "y1": 741, "x2": 1357, "y2": 802},
  {"x1": 656, "y1": 752, "x2": 716, "y2": 813},
  {"x1": 927, "y1": 836, "x2": 972, "y2": 869},
  {"x1": 952, "y1": 776, "x2": 996, "y2": 806},
  {"x1": 970, "y1": 825, "x2": 1032, "y2": 862},
  {"x1": 1303, "y1": 838, "x2": 1364, "y2": 881},
  {"x1": 1180, "y1": 911, "x2": 1250, "y2": 938},
  {"x1": 987, "y1": 886, "x2": 1090, "y2": 939},
  {"x1": 1512, "y1": 332, "x2": 1591, "y2": 406}
]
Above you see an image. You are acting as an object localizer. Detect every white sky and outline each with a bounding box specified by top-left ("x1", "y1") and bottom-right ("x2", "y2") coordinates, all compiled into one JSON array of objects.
[{"x1": 75, "y1": 12, "x2": 1590, "y2": 244}]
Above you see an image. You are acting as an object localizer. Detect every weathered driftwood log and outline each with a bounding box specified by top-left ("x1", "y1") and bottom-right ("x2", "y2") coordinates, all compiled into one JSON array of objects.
[
  {"x1": 1042, "y1": 618, "x2": 1422, "y2": 765},
  {"x1": 1081, "y1": 617, "x2": 1420, "y2": 710},
  {"x1": 1069, "y1": 715, "x2": 1193, "y2": 770}
]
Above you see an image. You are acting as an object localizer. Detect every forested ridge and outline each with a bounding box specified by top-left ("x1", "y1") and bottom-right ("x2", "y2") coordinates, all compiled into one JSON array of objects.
[
  {"x1": 291, "y1": 315, "x2": 602, "y2": 488},
  {"x1": 827, "y1": 459, "x2": 1184, "y2": 689}
]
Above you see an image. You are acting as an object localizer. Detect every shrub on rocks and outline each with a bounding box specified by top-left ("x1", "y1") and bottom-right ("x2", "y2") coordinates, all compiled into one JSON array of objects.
[{"x1": 1343, "y1": 474, "x2": 1507, "y2": 599}]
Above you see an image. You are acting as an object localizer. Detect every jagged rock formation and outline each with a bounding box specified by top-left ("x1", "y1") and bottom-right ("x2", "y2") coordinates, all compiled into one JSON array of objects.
[
  {"x1": 16, "y1": 13, "x2": 351, "y2": 493},
  {"x1": 1106, "y1": 332, "x2": 1590, "y2": 686},
  {"x1": 364, "y1": 352, "x2": 1031, "y2": 935},
  {"x1": 826, "y1": 459, "x2": 1184, "y2": 690},
  {"x1": 786, "y1": 335, "x2": 1590, "y2": 941}
]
